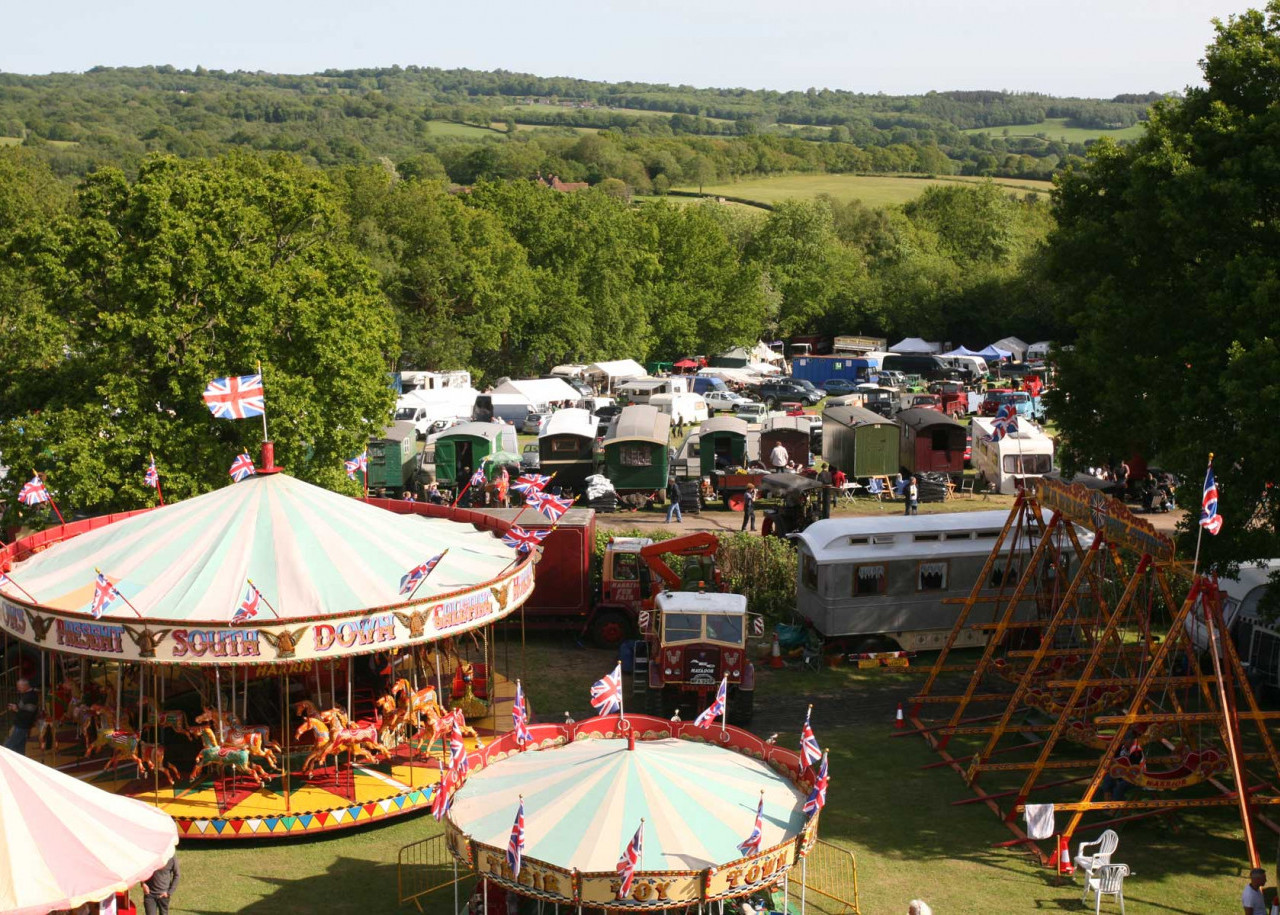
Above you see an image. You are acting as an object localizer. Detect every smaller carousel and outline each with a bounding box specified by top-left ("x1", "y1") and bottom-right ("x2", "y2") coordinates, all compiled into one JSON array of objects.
[{"x1": 0, "y1": 446, "x2": 536, "y2": 840}]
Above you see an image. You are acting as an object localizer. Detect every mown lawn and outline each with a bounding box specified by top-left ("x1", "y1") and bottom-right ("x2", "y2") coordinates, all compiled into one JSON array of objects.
[
  {"x1": 673, "y1": 173, "x2": 1053, "y2": 209},
  {"x1": 147, "y1": 641, "x2": 1260, "y2": 913},
  {"x1": 962, "y1": 117, "x2": 1147, "y2": 143}
]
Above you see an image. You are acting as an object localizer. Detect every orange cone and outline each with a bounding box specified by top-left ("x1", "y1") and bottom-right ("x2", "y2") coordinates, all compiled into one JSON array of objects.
[
  {"x1": 894, "y1": 703, "x2": 905, "y2": 729},
  {"x1": 1056, "y1": 835, "x2": 1074, "y2": 876},
  {"x1": 769, "y1": 633, "x2": 784, "y2": 669}
]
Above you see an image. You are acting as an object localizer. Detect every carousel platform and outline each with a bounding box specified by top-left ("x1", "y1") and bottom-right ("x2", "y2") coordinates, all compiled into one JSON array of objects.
[{"x1": 27, "y1": 678, "x2": 516, "y2": 841}]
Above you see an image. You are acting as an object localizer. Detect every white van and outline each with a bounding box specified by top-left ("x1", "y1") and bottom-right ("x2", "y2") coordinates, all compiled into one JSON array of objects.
[
  {"x1": 970, "y1": 418, "x2": 1054, "y2": 494},
  {"x1": 651, "y1": 393, "x2": 709, "y2": 426},
  {"x1": 937, "y1": 355, "x2": 990, "y2": 379}
]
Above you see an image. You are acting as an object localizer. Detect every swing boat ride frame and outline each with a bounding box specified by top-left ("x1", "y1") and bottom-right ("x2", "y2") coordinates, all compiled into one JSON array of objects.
[{"x1": 906, "y1": 477, "x2": 1280, "y2": 868}]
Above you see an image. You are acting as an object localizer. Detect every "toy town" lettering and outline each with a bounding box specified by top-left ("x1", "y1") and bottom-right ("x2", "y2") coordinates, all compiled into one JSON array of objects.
[
  {"x1": 171, "y1": 629, "x2": 261, "y2": 658},
  {"x1": 56, "y1": 619, "x2": 124, "y2": 653},
  {"x1": 313, "y1": 614, "x2": 396, "y2": 652},
  {"x1": 431, "y1": 592, "x2": 492, "y2": 632}
]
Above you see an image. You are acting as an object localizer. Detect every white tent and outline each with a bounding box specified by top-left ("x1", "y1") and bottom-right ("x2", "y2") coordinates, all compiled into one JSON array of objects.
[
  {"x1": 490, "y1": 378, "x2": 584, "y2": 407},
  {"x1": 0, "y1": 746, "x2": 180, "y2": 915},
  {"x1": 745, "y1": 361, "x2": 783, "y2": 376},
  {"x1": 1027, "y1": 341, "x2": 1052, "y2": 360},
  {"x1": 698, "y1": 367, "x2": 758, "y2": 385},
  {"x1": 992, "y1": 337, "x2": 1029, "y2": 361},
  {"x1": 752, "y1": 341, "x2": 785, "y2": 365},
  {"x1": 888, "y1": 337, "x2": 941, "y2": 354},
  {"x1": 584, "y1": 360, "x2": 648, "y2": 392}
]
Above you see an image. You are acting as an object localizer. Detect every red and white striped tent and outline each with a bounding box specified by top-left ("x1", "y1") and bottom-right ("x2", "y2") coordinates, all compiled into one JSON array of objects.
[{"x1": 0, "y1": 745, "x2": 179, "y2": 914}]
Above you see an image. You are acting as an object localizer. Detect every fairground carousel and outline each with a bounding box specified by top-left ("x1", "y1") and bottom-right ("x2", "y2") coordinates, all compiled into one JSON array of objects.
[{"x1": 0, "y1": 445, "x2": 535, "y2": 841}]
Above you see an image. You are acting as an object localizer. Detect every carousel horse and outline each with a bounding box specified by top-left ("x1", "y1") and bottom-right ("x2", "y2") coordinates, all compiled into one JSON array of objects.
[
  {"x1": 294, "y1": 714, "x2": 389, "y2": 774},
  {"x1": 188, "y1": 727, "x2": 270, "y2": 785},
  {"x1": 295, "y1": 714, "x2": 336, "y2": 773},
  {"x1": 139, "y1": 697, "x2": 195, "y2": 737},
  {"x1": 82, "y1": 705, "x2": 132, "y2": 758},
  {"x1": 193, "y1": 707, "x2": 281, "y2": 766},
  {"x1": 87, "y1": 728, "x2": 147, "y2": 774},
  {"x1": 136, "y1": 740, "x2": 182, "y2": 785},
  {"x1": 293, "y1": 699, "x2": 350, "y2": 729}
]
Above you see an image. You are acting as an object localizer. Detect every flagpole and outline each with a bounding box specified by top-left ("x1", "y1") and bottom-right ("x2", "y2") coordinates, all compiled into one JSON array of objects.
[
  {"x1": 1192, "y1": 452, "x2": 1213, "y2": 578},
  {"x1": 247, "y1": 578, "x2": 283, "y2": 619},
  {"x1": 34, "y1": 470, "x2": 67, "y2": 527},
  {"x1": 151, "y1": 454, "x2": 166, "y2": 507},
  {"x1": 95, "y1": 567, "x2": 145, "y2": 619},
  {"x1": 0, "y1": 572, "x2": 38, "y2": 604},
  {"x1": 405, "y1": 549, "x2": 450, "y2": 603},
  {"x1": 721, "y1": 675, "x2": 727, "y2": 733},
  {"x1": 618, "y1": 658, "x2": 625, "y2": 730},
  {"x1": 511, "y1": 473, "x2": 557, "y2": 526},
  {"x1": 257, "y1": 360, "x2": 269, "y2": 443}
]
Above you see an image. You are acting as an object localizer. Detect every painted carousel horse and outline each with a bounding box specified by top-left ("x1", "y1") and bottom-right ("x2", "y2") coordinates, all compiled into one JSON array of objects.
[
  {"x1": 188, "y1": 726, "x2": 270, "y2": 786},
  {"x1": 381, "y1": 680, "x2": 479, "y2": 745},
  {"x1": 294, "y1": 713, "x2": 389, "y2": 774},
  {"x1": 193, "y1": 707, "x2": 281, "y2": 768},
  {"x1": 136, "y1": 740, "x2": 182, "y2": 785},
  {"x1": 86, "y1": 727, "x2": 150, "y2": 775},
  {"x1": 139, "y1": 696, "x2": 195, "y2": 737},
  {"x1": 293, "y1": 699, "x2": 350, "y2": 729},
  {"x1": 82, "y1": 705, "x2": 133, "y2": 758}
]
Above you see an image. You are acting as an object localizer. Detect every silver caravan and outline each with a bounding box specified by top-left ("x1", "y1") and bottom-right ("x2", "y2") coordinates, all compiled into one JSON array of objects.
[
  {"x1": 792, "y1": 511, "x2": 1046, "y2": 651},
  {"x1": 1190, "y1": 560, "x2": 1280, "y2": 695}
]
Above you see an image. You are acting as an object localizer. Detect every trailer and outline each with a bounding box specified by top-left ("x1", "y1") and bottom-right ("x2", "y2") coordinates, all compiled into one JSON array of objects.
[
  {"x1": 821, "y1": 405, "x2": 899, "y2": 479},
  {"x1": 760, "y1": 415, "x2": 812, "y2": 469},
  {"x1": 970, "y1": 417, "x2": 1055, "y2": 494},
  {"x1": 790, "y1": 354, "x2": 878, "y2": 386},
  {"x1": 537, "y1": 408, "x2": 597, "y2": 493},
  {"x1": 601, "y1": 405, "x2": 672, "y2": 494},
  {"x1": 432, "y1": 422, "x2": 518, "y2": 488},
  {"x1": 897, "y1": 407, "x2": 966, "y2": 475},
  {"x1": 365, "y1": 421, "x2": 421, "y2": 494}
]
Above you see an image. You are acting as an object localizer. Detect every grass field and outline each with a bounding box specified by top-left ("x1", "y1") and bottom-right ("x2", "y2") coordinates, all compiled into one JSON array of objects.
[
  {"x1": 140, "y1": 637, "x2": 1258, "y2": 913},
  {"x1": 962, "y1": 116, "x2": 1146, "y2": 143},
  {"x1": 673, "y1": 173, "x2": 1054, "y2": 209},
  {"x1": 424, "y1": 120, "x2": 502, "y2": 139}
]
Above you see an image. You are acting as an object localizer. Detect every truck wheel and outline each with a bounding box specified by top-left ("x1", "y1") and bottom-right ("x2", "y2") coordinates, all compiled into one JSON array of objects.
[
  {"x1": 728, "y1": 689, "x2": 754, "y2": 727},
  {"x1": 589, "y1": 610, "x2": 632, "y2": 649}
]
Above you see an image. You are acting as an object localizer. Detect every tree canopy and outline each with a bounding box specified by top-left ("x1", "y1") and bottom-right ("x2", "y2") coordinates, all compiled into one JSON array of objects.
[{"x1": 1046, "y1": 2, "x2": 1280, "y2": 568}]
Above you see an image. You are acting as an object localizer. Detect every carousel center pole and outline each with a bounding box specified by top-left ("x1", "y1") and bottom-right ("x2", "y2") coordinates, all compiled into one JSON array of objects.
[
  {"x1": 243, "y1": 664, "x2": 249, "y2": 723},
  {"x1": 283, "y1": 671, "x2": 292, "y2": 814},
  {"x1": 115, "y1": 660, "x2": 123, "y2": 733},
  {"x1": 152, "y1": 666, "x2": 161, "y2": 803},
  {"x1": 136, "y1": 662, "x2": 145, "y2": 778},
  {"x1": 346, "y1": 657, "x2": 353, "y2": 724},
  {"x1": 215, "y1": 667, "x2": 224, "y2": 742}
]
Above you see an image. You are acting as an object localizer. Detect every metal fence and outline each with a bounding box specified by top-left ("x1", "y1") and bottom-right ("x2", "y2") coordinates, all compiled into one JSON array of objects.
[
  {"x1": 787, "y1": 839, "x2": 861, "y2": 915},
  {"x1": 398, "y1": 834, "x2": 470, "y2": 912}
]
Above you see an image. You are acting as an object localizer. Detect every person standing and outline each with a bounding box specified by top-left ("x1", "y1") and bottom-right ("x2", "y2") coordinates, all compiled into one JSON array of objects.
[
  {"x1": 665, "y1": 478, "x2": 683, "y2": 523},
  {"x1": 4, "y1": 678, "x2": 39, "y2": 755},
  {"x1": 142, "y1": 855, "x2": 180, "y2": 915},
  {"x1": 741, "y1": 483, "x2": 758, "y2": 532},
  {"x1": 905, "y1": 476, "x2": 919, "y2": 516},
  {"x1": 769, "y1": 442, "x2": 789, "y2": 472},
  {"x1": 1242, "y1": 867, "x2": 1267, "y2": 915}
]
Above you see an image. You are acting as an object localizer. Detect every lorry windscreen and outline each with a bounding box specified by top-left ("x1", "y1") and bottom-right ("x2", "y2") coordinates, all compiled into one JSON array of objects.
[
  {"x1": 705, "y1": 615, "x2": 743, "y2": 643},
  {"x1": 663, "y1": 613, "x2": 703, "y2": 643}
]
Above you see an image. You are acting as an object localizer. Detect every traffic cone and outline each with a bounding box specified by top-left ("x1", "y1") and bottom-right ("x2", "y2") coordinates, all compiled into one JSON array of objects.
[
  {"x1": 769, "y1": 633, "x2": 784, "y2": 669},
  {"x1": 1056, "y1": 835, "x2": 1074, "y2": 876},
  {"x1": 894, "y1": 703, "x2": 905, "y2": 729}
]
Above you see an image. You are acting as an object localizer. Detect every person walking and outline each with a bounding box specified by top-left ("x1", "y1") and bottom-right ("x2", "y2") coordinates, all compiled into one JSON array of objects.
[
  {"x1": 665, "y1": 477, "x2": 683, "y2": 523},
  {"x1": 905, "y1": 476, "x2": 919, "y2": 516},
  {"x1": 4, "y1": 678, "x2": 39, "y2": 755},
  {"x1": 741, "y1": 483, "x2": 758, "y2": 532},
  {"x1": 142, "y1": 855, "x2": 180, "y2": 915},
  {"x1": 1242, "y1": 867, "x2": 1267, "y2": 915}
]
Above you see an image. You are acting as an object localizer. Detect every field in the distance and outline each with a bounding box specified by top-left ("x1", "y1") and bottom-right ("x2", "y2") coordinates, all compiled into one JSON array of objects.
[
  {"x1": 674, "y1": 173, "x2": 1054, "y2": 208},
  {"x1": 963, "y1": 116, "x2": 1146, "y2": 143}
]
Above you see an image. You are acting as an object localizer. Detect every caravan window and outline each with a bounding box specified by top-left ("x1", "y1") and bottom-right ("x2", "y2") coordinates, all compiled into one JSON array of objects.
[
  {"x1": 550, "y1": 439, "x2": 579, "y2": 454},
  {"x1": 852, "y1": 564, "x2": 887, "y2": 597},
  {"x1": 620, "y1": 444, "x2": 653, "y2": 467},
  {"x1": 989, "y1": 563, "x2": 1020, "y2": 588},
  {"x1": 918, "y1": 561, "x2": 949, "y2": 591},
  {"x1": 1002, "y1": 454, "x2": 1053, "y2": 474},
  {"x1": 802, "y1": 555, "x2": 819, "y2": 591}
]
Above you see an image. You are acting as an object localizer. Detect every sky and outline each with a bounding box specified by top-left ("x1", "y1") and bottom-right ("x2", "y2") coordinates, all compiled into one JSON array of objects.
[{"x1": 3, "y1": 0, "x2": 1258, "y2": 97}]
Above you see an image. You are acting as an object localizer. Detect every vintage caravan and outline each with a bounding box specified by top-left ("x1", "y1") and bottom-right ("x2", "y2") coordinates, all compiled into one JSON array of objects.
[
  {"x1": 537, "y1": 409, "x2": 598, "y2": 493},
  {"x1": 822, "y1": 405, "x2": 899, "y2": 479},
  {"x1": 650, "y1": 392, "x2": 709, "y2": 426},
  {"x1": 898, "y1": 408, "x2": 966, "y2": 475},
  {"x1": 601, "y1": 405, "x2": 672, "y2": 494},
  {"x1": 793, "y1": 511, "x2": 1045, "y2": 651},
  {"x1": 970, "y1": 418, "x2": 1055, "y2": 494},
  {"x1": 431, "y1": 422, "x2": 518, "y2": 488}
]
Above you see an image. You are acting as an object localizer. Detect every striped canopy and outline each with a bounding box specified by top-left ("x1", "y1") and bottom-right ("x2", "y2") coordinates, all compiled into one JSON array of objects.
[
  {"x1": 0, "y1": 745, "x2": 179, "y2": 915},
  {"x1": 9, "y1": 472, "x2": 517, "y2": 623},
  {"x1": 451, "y1": 737, "x2": 806, "y2": 872}
]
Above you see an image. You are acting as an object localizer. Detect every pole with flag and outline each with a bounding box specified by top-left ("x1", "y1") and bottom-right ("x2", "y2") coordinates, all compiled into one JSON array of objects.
[
  {"x1": 400, "y1": 550, "x2": 449, "y2": 602},
  {"x1": 1193, "y1": 452, "x2": 1224, "y2": 576},
  {"x1": 345, "y1": 451, "x2": 369, "y2": 499},
  {"x1": 510, "y1": 473, "x2": 554, "y2": 525},
  {"x1": 506, "y1": 796, "x2": 526, "y2": 879},
  {"x1": 799, "y1": 704, "x2": 822, "y2": 771},
  {"x1": 694, "y1": 674, "x2": 728, "y2": 731},
  {"x1": 616, "y1": 819, "x2": 644, "y2": 900},
  {"x1": 589, "y1": 662, "x2": 624, "y2": 722},
  {"x1": 737, "y1": 791, "x2": 765, "y2": 857},
  {"x1": 803, "y1": 749, "x2": 829, "y2": 817},
  {"x1": 0, "y1": 570, "x2": 37, "y2": 603},
  {"x1": 144, "y1": 454, "x2": 165, "y2": 506},
  {"x1": 451, "y1": 464, "x2": 490, "y2": 509},
  {"x1": 91, "y1": 569, "x2": 144, "y2": 620},
  {"x1": 18, "y1": 471, "x2": 66, "y2": 527},
  {"x1": 512, "y1": 679, "x2": 533, "y2": 749}
]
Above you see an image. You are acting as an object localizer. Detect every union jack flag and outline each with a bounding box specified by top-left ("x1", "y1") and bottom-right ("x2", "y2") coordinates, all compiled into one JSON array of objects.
[
  {"x1": 616, "y1": 821, "x2": 644, "y2": 899},
  {"x1": 513, "y1": 473, "x2": 551, "y2": 495},
  {"x1": 90, "y1": 572, "x2": 121, "y2": 620},
  {"x1": 803, "y1": 750, "x2": 829, "y2": 816},
  {"x1": 506, "y1": 798, "x2": 526, "y2": 879},
  {"x1": 529, "y1": 491, "x2": 573, "y2": 522},
  {"x1": 233, "y1": 581, "x2": 262, "y2": 625},
  {"x1": 1200, "y1": 461, "x2": 1223, "y2": 536},
  {"x1": 431, "y1": 767, "x2": 456, "y2": 820},
  {"x1": 502, "y1": 525, "x2": 550, "y2": 554},
  {"x1": 144, "y1": 457, "x2": 159, "y2": 489},
  {"x1": 448, "y1": 712, "x2": 469, "y2": 775},
  {"x1": 344, "y1": 452, "x2": 368, "y2": 480},
  {"x1": 986, "y1": 403, "x2": 1019, "y2": 442},
  {"x1": 590, "y1": 662, "x2": 623, "y2": 716},
  {"x1": 0, "y1": 572, "x2": 13, "y2": 592},
  {"x1": 469, "y1": 466, "x2": 488, "y2": 488},
  {"x1": 800, "y1": 707, "x2": 822, "y2": 770},
  {"x1": 512, "y1": 679, "x2": 533, "y2": 747},
  {"x1": 399, "y1": 551, "x2": 447, "y2": 596},
  {"x1": 737, "y1": 793, "x2": 764, "y2": 856},
  {"x1": 17, "y1": 474, "x2": 49, "y2": 506},
  {"x1": 202, "y1": 374, "x2": 265, "y2": 420},
  {"x1": 229, "y1": 453, "x2": 256, "y2": 482},
  {"x1": 694, "y1": 675, "x2": 728, "y2": 727}
]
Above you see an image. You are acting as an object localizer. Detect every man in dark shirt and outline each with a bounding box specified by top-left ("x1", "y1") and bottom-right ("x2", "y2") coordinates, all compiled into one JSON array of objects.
[
  {"x1": 143, "y1": 855, "x2": 180, "y2": 915},
  {"x1": 4, "y1": 678, "x2": 39, "y2": 755}
]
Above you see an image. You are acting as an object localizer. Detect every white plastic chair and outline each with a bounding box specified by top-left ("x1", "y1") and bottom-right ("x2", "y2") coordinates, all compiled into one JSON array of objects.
[
  {"x1": 1085, "y1": 863, "x2": 1129, "y2": 914},
  {"x1": 1074, "y1": 829, "x2": 1119, "y2": 899}
]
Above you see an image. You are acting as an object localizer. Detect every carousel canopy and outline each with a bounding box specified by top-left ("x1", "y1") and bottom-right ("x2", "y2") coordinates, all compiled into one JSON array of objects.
[
  {"x1": 8, "y1": 471, "x2": 517, "y2": 624},
  {"x1": 450, "y1": 737, "x2": 805, "y2": 872},
  {"x1": 0, "y1": 745, "x2": 179, "y2": 915}
]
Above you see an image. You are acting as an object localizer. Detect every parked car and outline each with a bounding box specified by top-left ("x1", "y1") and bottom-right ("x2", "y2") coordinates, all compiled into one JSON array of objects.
[
  {"x1": 759, "y1": 379, "x2": 822, "y2": 406},
  {"x1": 735, "y1": 403, "x2": 770, "y2": 424},
  {"x1": 704, "y1": 390, "x2": 752, "y2": 413},
  {"x1": 521, "y1": 412, "x2": 549, "y2": 435},
  {"x1": 521, "y1": 442, "x2": 541, "y2": 470},
  {"x1": 819, "y1": 378, "x2": 860, "y2": 397}
]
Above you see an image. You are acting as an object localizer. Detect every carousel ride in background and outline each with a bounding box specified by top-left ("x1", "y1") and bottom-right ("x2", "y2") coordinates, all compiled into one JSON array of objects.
[{"x1": 0, "y1": 443, "x2": 538, "y2": 841}]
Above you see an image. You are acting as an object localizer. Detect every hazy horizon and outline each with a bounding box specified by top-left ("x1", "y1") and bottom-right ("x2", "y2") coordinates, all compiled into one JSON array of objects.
[{"x1": 4, "y1": 0, "x2": 1257, "y2": 98}]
